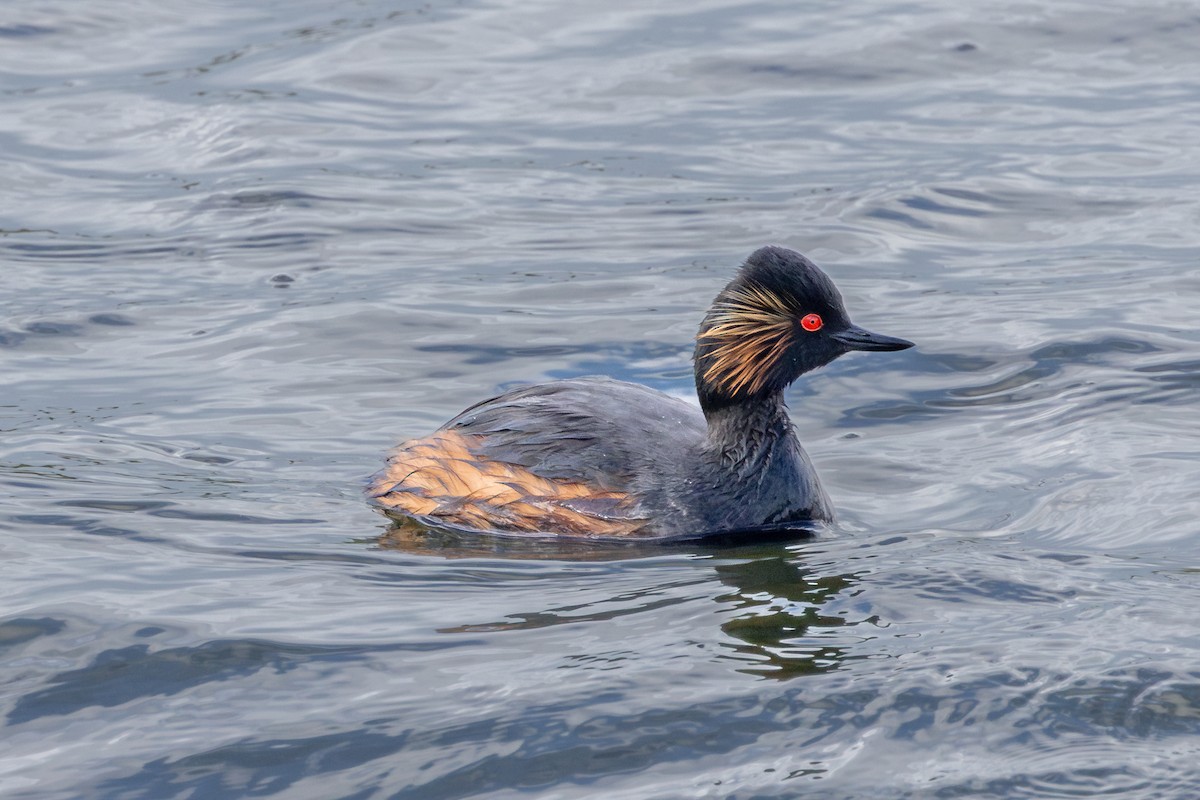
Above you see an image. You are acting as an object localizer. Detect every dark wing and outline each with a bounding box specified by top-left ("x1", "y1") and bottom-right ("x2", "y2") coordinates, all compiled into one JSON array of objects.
[{"x1": 444, "y1": 377, "x2": 705, "y2": 489}]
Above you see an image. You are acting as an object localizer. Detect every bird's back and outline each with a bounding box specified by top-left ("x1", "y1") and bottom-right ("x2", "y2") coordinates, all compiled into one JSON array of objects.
[{"x1": 368, "y1": 377, "x2": 705, "y2": 537}]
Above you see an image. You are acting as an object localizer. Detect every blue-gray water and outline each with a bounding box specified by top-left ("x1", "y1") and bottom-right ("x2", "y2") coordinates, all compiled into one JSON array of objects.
[{"x1": 3, "y1": 0, "x2": 1200, "y2": 797}]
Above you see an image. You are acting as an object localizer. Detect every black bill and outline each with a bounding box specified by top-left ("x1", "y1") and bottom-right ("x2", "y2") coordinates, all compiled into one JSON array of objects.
[{"x1": 831, "y1": 324, "x2": 914, "y2": 352}]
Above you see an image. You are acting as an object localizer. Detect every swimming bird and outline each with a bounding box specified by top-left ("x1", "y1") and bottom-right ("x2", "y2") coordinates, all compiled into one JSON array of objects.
[{"x1": 368, "y1": 245, "x2": 913, "y2": 539}]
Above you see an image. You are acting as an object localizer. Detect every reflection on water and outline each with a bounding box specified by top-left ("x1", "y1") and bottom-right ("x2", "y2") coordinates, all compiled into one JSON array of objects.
[
  {"x1": 376, "y1": 519, "x2": 692, "y2": 560},
  {"x1": 710, "y1": 553, "x2": 858, "y2": 680},
  {"x1": 379, "y1": 523, "x2": 855, "y2": 679}
]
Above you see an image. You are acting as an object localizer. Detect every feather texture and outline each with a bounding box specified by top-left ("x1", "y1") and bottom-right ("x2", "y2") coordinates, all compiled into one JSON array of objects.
[
  {"x1": 699, "y1": 284, "x2": 795, "y2": 396},
  {"x1": 369, "y1": 426, "x2": 650, "y2": 536}
]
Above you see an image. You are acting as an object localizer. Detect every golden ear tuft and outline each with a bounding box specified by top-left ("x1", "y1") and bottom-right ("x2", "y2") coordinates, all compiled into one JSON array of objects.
[{"x1": 700, "y1": 285, "x2": 794, "y2": 396}]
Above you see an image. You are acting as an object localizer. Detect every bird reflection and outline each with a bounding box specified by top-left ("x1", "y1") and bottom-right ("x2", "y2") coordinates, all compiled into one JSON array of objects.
[
  {"x1": 709, "y1": 550, "x2": 857, "y2": 679},
  {"x1": 373, "y1": 521, "x2": 858, "y2": 680},
  {"x1": 376, "y1": 518, "x2": 673, "y2": 561}
]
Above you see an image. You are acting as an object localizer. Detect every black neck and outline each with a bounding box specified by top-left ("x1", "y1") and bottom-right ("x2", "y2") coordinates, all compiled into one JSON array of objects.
[{"x1": 701, "y1": 390, "x2": 795, "y2": 474}]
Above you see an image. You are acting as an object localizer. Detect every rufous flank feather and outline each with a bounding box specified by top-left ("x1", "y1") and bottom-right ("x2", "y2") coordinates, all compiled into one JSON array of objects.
[{"x1": 368, "y1": 430, "x2": 647, "y2": 536}]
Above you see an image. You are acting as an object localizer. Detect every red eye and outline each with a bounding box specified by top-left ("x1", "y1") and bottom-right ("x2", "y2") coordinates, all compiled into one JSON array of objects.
[{"x1": 800, "y1": 313, "x2": 823, "y2": 332}]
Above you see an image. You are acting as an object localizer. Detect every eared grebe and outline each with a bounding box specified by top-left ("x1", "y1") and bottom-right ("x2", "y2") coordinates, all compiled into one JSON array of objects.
[{"x1": 369, "y1": 245, "x2": 913, "y2": 539}]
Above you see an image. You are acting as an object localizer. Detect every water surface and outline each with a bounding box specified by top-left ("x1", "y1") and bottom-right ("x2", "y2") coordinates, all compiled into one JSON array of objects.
[{"x1": 3, "y1": 0, "x2": 1200, "y2": 797}]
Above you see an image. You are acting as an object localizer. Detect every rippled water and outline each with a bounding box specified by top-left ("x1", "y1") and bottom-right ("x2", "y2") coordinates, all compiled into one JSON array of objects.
[{"x1": 3, "y1": 0, "x2": 1200, "y2": 797}]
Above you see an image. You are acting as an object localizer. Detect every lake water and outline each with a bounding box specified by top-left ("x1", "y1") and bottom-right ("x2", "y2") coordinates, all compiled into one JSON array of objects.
[{"x1": 3, "y1": 0, "x2": 1200, "y2": 797}]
